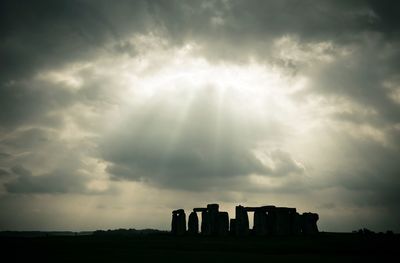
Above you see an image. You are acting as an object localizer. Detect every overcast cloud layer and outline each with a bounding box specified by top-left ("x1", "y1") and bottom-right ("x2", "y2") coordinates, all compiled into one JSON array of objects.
[{"x1": 0, "y1": 0, "x2": 399, "y2": 232}]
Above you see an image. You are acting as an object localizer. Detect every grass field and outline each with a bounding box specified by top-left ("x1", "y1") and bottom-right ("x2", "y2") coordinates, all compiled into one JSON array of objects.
[{"x1": 1, "y1": 232, "x2": 398, "y2": 262}]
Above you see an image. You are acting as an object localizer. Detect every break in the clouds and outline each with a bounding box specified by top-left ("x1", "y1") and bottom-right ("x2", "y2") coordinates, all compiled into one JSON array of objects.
[{"x1": 0, "y1": 0, "x2": 399, "y2": 232}]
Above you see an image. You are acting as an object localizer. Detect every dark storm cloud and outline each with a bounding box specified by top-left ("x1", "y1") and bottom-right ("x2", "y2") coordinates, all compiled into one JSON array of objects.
[
  {"x1": 368, "y1": 0, "x2": 400, "y2": 36},
  {"x1": 305, "y1": 37, "x2": 400, "y2": 125},
  {"x1": 0, "y1": 127, "x2": 107, "y2": 194},
  {"x1": 0, "y1": 0, "x2": 159, "y2": 134},
  {"x1": 5, "y1": 165, "x2": 89, "y2": 194},
  {"x1": 0, "y1": 0, "x2": 394, "y2": 83},
  {"x1": 0, "y1": 0, "x2": 156, "y2": 82},
  {"x1": 268, "y1": 149, "x2": 305, "y2": 176},
  {"x1": 1, "y1": 0, "x2": 102, "y2": 82},
  {"x1": 0, "y1": 152, "x2": 11, "y2": 159},
  {"x1": 331, "y1": 135, "x2": 400, "y2": 207},
  {"x1": 10, "y1": 165, "x2": 31, "y2": 177},
  {"x1": 0, "y1": 168, "x2": 10, "y2": 177},
  {"x1": 148, "y1": 0, "x2": 397, "y2": 63},
  {"x1": 1, "y1": 127, "x2": 53, "y2": 149},
  {"x1": 0, "y1": 80, "x2": 73, "y2": 128},
  {"x1": 290, "y1": 2, "x2": 400, "y2": 221},
  {"x1": 310, "y1": 131, "x2": 400, "y2": 228}
]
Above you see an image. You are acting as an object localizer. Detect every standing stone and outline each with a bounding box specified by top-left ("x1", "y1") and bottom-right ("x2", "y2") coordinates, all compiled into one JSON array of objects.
[
  {"x1": 301, "y1": 212, "x2": 319, "y2": 235},
  {"x1": 201, "y1": 210, "x2": 210, "y2": 235},
  {"x1": 171, "y1": 212, "x2": 178, "y2": 235},
  {"x1": 217, "y1": 212, "x2": 229, "y2": 236},
  {"x1": 291, "y1": 212, "x2": 302, "y2": 235},
  {"x1": 171, "y1": 209, "x2": 186, "y2": 235},
  {"x1": 188, "y1": 211, "x2": 199, "y2": 235},
  {"x1": 207, "y1": 204, "x2": 219, "y2": 235},
  {"x1": 253, "y1": 209, "x2": 268, "y2": 235},
  {"x1": 229, "y1": 219, "x2": 236, "y2": 235},
  {"x1": 235, "y1": 205, "x2": 249, "y2": 236},
  {"x1": 275, "y1": 207, "x2": 292, "y2": 235},
  {"x1": 177, "y1": 210, "x2": 186, "y2": 235},
  {"x1": 266, "y1": 208, "x2": 276, "y2": 235}
]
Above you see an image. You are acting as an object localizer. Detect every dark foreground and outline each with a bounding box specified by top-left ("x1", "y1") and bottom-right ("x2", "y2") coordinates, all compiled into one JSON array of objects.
[{"x1": 2, "y1": 232, "x2": 399, "y2": 262}]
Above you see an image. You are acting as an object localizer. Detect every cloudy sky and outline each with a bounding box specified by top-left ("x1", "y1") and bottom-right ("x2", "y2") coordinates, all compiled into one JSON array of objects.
[{"x1": 0, "y1": 0, "x2": 399, "y2": 232}]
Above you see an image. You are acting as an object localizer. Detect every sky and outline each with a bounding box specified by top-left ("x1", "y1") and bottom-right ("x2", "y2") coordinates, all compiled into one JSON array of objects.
[{"x1": 0, "y1": 0, "x2": 399, "y2": 232}]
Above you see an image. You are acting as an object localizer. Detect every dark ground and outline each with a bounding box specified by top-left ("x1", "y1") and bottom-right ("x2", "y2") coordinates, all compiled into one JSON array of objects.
[{"x1": 1, "y1": 232, "x2": 399, "y2": 262}]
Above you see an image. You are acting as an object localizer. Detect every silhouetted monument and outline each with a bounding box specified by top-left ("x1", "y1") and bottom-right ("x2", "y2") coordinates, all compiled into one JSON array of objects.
[
  {"x1": 273, "y1": 207, "x2": 295, "y2": 235},
  {"x1": 301, "y1": 212, "x2": 319, "y2": 234},
  {"x1": 238, "y1": 205, "x2": 319, "y2": 236},
  {"x1": 171, "y1": 209, "x2": 186, "y2": 235},
  {"x1": 291, "y1": 212, "x2": 302, "y2": 235},
  {"x1": 218, "y1": 212, "x2": 229, "y2": 236},
  {"x1": 191, "y1": 204, "x2": 229, "y2": 236},
  {"x1": 171, "y1": 203, "x2": 319, "y2": 236},
  {"x1": 235, "y1": 205, "x2": 249, "y2": 236},
  {"x1": 188, "y1": 211, "x2": 199, "y2": 235},
  {"x1": 229, "y1": 219, "x2": 236, "y2": 235},
  {"x1": 248, "y1": 206, "x2": 276, "y2": 235}
]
